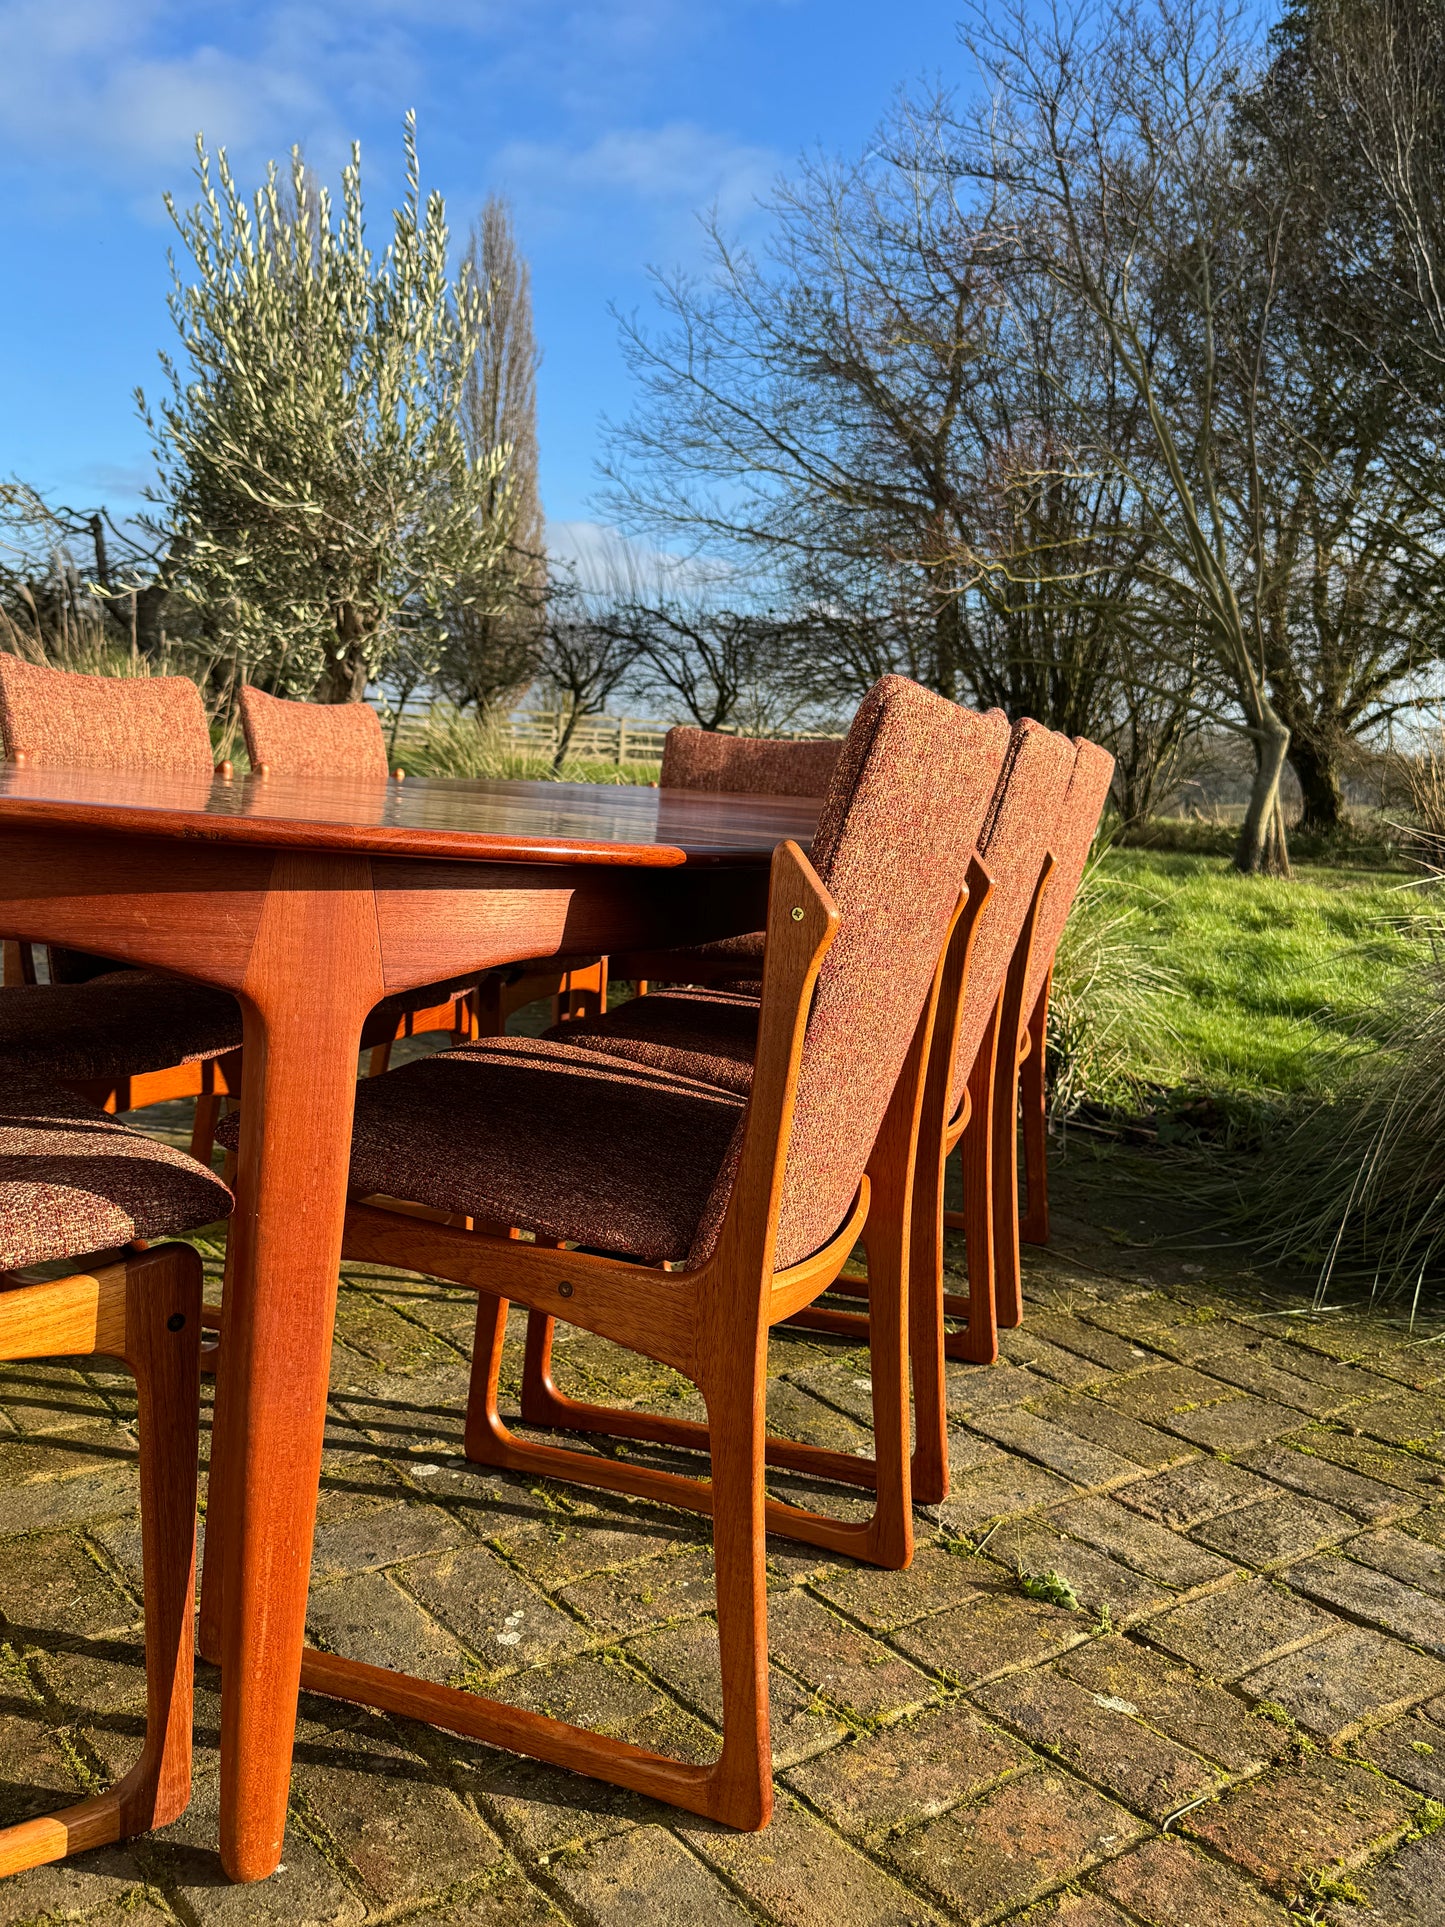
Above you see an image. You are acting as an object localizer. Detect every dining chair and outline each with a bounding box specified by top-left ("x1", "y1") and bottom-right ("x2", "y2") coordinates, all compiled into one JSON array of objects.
[
  {"x1": 542, "y1": 715, "x2": 1080, "y2": 1500},
  {"x1": 206, "y1": 672, "x2": 990, "y2": 1829},
  {"x1": 612, "y1": 726, "x2": 843, "y2": 995},
  {"x1": 237, "y1": 686, "x2": 490, "y2": 1072},
  {"x1": 0, "y1": 1084, "x2": 232, "y2": 1879},
  {"x1": 0, "y1": 657, "x2": 243, "y2": 1162},
  {"x1": 1001, "y1": 740, "x2": 1116, "y2": 1272}
]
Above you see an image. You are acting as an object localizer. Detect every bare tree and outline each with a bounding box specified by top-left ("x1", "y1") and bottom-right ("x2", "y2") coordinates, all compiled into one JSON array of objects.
[
  {"x1": 535, "y1": 570, "x2": 643, "y2": 769},
  {"x1": 605, "y1": 596, "x2": 801, "y2": 732}
]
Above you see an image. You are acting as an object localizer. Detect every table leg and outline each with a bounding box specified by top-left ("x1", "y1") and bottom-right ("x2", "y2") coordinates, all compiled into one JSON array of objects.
[{"x1": 213, "y1": 858, "x2": 382, "y2": 1883}]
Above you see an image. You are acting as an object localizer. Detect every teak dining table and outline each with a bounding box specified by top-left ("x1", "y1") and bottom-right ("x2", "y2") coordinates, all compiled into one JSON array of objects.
[{"x1": 0, "y1": 764, "x2": 819, "y2": 1883}]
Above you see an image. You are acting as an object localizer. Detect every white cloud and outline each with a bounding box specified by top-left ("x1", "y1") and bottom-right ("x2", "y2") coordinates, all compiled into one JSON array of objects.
[
  {"x1": 496, "y1": 122, "x2": 777, "y2": 233},
  {"x1": 0, "y1": 1, "x2": 408, "y2": 187}
]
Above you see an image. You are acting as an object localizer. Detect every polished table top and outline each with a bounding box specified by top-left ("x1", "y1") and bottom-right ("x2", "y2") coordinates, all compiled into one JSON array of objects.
[{"x1": 0, "y1": 766, "x2": 821, "y2": 866}]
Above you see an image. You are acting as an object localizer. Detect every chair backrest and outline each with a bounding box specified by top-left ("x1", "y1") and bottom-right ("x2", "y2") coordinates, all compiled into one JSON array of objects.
[
  {"x1": 949, "y1": 719, "x2": 1078, "y2": 1117},
  {"x1": 0, "y1": 656, "x2": 213, "y2": 779},
  {"x1": 1024, "y1": 739, "x2": 1116, "y2": 1016},
  {"x1": 238, "y1": 686, "x2": 390, "y2": 780},
  {"x1": 691, "y1": 676, "x2": 1010, "y2": 1270},
  {"x1": 660, "y1": 727, "x2": 842, "y2": 798}
]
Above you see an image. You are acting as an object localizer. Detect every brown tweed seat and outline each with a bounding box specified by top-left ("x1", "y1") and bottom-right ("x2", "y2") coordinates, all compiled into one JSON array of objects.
[
  {"x1": 346, "y1": 1038, "x2": 746, "y2": 1264},
  {"x1": 0, "y1": 1084, "x2": 233, "y2": 1270},
  {"x1": 0, "y1": 973, "x2": 241, "y2": 1085},
  {"x1": 544, "y1": 988, "x2": 761, "y2": 1093}
]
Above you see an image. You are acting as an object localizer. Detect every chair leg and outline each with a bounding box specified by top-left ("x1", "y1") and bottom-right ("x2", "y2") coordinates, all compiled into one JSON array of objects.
[
  {"x1": 119, "y1": 1248, "x2": 201, "y2": 1837},
  {"x1": 294, "y1": 1283, "x2": 772, "y2": 1829},
  {"x1": 906, "y1": 1132, "x2": 951, "y2": 1506},
  {"x1": 1019, "y1": 983, "x2": 1050, "y2": 1246},
  {"x1": 853, "y1": 1181, "x2": 913, "y2": 1568},
  {"x1": 190, "y1": 1092, "x2": 222, "y2": 1167},
  {"x1": 0, "y1": 1246, "x2": 200, "y2": 1876},
  {"x1": 992, "y1": 1048, "x2": 1025, "y2": 1336},
  {"x1": 367, "y1": 1041, "x2": 394, "y2": 1077},
  {"x1": 698, "y1": 1348, "x2": 772, "y2": 1828},
  {"x1": 942, "y1": 1023, "x2": 999, "y2": 1365},
  {"x1": 474, "y1": 977, "x2": 506, "y2": 1039},
  {"x1": 466, "y1": 1291, "x2": 909, "y2": 1564}
]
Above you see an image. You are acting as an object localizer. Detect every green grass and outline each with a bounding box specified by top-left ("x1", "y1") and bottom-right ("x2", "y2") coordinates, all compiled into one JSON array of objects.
[{"x1": 1096, "y1": 849, "x2": 1424, "y2": 1104}]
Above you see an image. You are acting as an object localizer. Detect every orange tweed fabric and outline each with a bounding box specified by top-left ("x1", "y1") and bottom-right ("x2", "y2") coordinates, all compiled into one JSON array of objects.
[
  {"x1": 0, "y1": 1085, "x2": 233, "y2": 1269},
  {"x1": 1023, "y1": 739, "x2": 1116, "y2": 1016},
  {"x1": 0, "y1": 656, "x2": 213, "y2": 777},
  {"x1": 948, "y1": 719, "x2": 1076, "y2": 1118},
  {"x1": 239, "y1": 686, "x2": 390, "y2": 780},
  {"x1": 659, "y1": 728, "x2": 842, "y2": 797},
  {"x1": 689, "y1": 678, "x2": 1011, "y2": 1268},
  {"x1": 0, "y1": 974, "x2": 240, "y2": 1081},
  {"x1": 222, "y1": 1037, "x2": 747, "y2": 1266}
]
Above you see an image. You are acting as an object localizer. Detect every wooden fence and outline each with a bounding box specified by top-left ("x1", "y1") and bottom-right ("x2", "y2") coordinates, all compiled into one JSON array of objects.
[{"x1": 386, "y1": 706, "x2": 842, "y2": 767}]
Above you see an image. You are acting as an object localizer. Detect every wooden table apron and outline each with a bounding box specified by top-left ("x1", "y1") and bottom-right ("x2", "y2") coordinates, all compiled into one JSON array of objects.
[{"x1": 0, "y1": 818, "x2": 773, "y2": 1883}]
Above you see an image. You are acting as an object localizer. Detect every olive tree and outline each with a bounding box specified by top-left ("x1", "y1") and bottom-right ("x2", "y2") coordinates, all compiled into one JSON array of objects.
[{"x1": 142, "y1": 114, "x2": 512, "y2": 701}]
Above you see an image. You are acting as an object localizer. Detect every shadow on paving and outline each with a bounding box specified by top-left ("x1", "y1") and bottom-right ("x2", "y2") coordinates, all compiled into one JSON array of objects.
[{"x1": 3, "y1": 1126, "x2": 1444, "y2": 1923}]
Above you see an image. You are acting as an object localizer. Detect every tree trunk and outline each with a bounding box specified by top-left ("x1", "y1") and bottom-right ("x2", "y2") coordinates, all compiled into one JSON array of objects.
[
  {"x1": 1233, "y1": 707, "x2": 1292, "y2": 877},
  {"x1": 1287, "y1": 735, "x2": 1344, "y2": 834},
  {"x1": 317, "y1": 602, "x2": 372, "y2": 703},
  {"x1": 551, "y1": 701, "x2": 581, "y2": 771}
]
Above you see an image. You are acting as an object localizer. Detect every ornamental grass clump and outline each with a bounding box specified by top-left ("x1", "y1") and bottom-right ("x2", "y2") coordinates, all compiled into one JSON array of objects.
[
  {"x1": 1044, "y1": 851, "x2": 1179, "y2": 1118},
  {"x1": 1243, "y1": 892, "x2": 1445, "y2": 1304}
]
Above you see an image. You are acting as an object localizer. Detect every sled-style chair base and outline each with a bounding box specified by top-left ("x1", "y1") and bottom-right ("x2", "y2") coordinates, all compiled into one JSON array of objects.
[
  {"x1": 0, "y1": 1243, "x2": 202, "y2": 1879},
  {"x1": 530, "y1": 869, "x2": 988, "y2": 1520}
]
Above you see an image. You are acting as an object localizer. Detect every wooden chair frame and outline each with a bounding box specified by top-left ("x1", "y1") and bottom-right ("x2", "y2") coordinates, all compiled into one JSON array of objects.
[
  {"x1": 773, "y1": 853, "x2": 1054, "y2": 1503},
  {"x1": 1018, "y1": 967, "x2": 1053, "y2": 1247},
  {"x1": 526, "y1": 865, "x2": 985, "y2": 1524},
  {"x1": 200, "y1": 842, "x2": 954, "y2": 1830},
  {"x1": 941, "y1": 852, "x2": 1055, "y2": 1345},
  {"x1": 0, "y1": 1244, "x2": 200, "y2": 1879}
]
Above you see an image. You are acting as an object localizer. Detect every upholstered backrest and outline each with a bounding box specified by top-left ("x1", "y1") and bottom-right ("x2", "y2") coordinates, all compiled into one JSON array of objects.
[
  {"x1": 1023, "y1": 739, "x2": 1116, "y2": 1016},
  {"x1": 0, "y1": 656, "x2": 213, "y2": 778},
  {"x1": 239, "y1": 686, "x2": 390, "y2": 779},
  {"x1": 949, "y1": 719, "x2": 1077, "y2": 1116},
  {"x1": 694, "y1": 676, "x2": 1010, "y2": 1270},
  {"x1": 660, "y1": 727, "x2": 843, "y2": 798}
]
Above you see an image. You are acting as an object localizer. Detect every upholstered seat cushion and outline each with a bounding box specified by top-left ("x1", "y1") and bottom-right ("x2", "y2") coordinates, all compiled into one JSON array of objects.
[
  {"x1": 0, "y1": 974, "x2": 242, "y2": 1082},
  {"x1": 545, "y1": 990, "x2": 760, "y2": 1095},
  {"x1": 221, "y1": 1036, "x2": 748, "y2": 1266},
  {"x1": 0, "y1": 1086, "x2": 234, "y2": 1269}
]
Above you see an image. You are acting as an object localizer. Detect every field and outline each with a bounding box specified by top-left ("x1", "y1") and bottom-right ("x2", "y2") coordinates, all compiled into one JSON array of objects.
[{"x1": 1091, "y1": 847, "x2": 1424, "y2": 1108}]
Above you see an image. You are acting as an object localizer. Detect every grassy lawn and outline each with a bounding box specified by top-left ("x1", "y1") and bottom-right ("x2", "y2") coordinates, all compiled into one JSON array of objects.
[{"x1": 1096, "y1": 848, "x2": 1424, "y2": 1104}]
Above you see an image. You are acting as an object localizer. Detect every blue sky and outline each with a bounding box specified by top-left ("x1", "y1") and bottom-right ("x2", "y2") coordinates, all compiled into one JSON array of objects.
[{"x1": 0, "y1": 1, "x2": 968, "y2": 562}]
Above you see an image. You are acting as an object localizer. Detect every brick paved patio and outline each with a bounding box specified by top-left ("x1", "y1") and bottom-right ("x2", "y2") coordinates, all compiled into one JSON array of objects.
[{"x1": 3, "y1": 1134, "x2": 1445, "y2": 1926}]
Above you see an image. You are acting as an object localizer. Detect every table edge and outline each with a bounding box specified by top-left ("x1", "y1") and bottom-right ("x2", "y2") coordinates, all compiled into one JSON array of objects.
[{"x1": 0, "y1": 797, "x2": 787, "y2": 867}]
